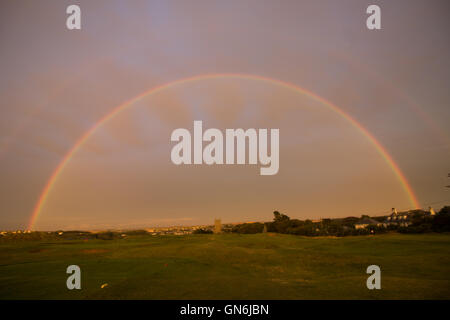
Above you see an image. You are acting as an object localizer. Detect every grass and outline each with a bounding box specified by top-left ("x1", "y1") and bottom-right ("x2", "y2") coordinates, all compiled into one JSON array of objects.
[{"x1": 0, "y1": 233, "x2": 449, "y2": 299}]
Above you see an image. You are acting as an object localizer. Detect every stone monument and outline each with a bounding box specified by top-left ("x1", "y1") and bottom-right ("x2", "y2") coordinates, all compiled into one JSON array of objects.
[{"x1": 214, "y1": 219, "x2": 222, "y2": 234}]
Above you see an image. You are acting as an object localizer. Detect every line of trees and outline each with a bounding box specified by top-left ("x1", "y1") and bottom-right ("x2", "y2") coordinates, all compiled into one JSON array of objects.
[{"x1": 231, "y1": 206, "x2": 450, "y2": 236}]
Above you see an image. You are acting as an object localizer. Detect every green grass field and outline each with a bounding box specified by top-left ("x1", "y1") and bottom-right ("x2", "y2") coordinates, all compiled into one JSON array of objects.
[{"x1": 1, "y1": 233, "x2": 449, "y2": 299}]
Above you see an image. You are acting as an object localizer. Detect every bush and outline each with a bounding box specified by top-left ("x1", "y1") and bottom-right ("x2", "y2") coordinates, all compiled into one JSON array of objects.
[
  {"x1": 123, "y1": 230, "x2": 149, "y2": 236},
  {"x1": 398, "y1": 223, "x2": 432, "y2": 234},
  {"x1": 286, "y1": 224, "x2": 317, "y2": 236},
  {"x1": 193, "y1": 228, "x2": 213, "y2": 234},
  {"x1": 232, "y1": 223, "x2": 264, "y2": 234},
  {"x1": 95, "y1": 231, "x2": 121, "y2": 240}
]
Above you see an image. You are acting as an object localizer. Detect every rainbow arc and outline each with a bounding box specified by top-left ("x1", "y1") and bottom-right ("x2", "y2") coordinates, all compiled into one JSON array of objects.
[{"x1": 27, "y1": 73, "x2": 421, "y2": 230}]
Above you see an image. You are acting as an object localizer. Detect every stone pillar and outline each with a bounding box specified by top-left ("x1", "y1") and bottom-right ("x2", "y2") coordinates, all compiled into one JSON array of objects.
[{"x1": 214, "y1": 219, "x2": 222, "y2": 234}]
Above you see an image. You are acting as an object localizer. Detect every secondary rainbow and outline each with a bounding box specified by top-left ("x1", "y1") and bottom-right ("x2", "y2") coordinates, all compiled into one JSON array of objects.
[{"x1": 27, "y1": 73, "x2": 421, "y2": 230}]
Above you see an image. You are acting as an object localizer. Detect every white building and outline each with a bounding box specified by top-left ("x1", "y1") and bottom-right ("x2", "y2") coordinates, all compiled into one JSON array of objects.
[
  {"x1": 355, "y1": 218, "x2": 382, "y2": 229},
  {"x1": 384, "y1": 208, "x2": 411, "y2": 227}
]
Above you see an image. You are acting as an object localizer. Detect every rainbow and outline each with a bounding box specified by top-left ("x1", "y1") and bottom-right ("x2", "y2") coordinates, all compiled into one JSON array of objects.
[{"x1": 27, "y1": 73, "x2": 421, "y2": 230}]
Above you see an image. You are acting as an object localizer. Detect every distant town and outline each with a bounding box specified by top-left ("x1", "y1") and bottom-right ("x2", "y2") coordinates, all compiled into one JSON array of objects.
[{"x1": 0, "y1": 221, "x2": 238, "y2": 239}]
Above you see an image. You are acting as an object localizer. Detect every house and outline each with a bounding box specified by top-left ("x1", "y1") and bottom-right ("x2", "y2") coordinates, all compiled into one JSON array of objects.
[
  {"x1": 384, "y1": 207, "x2": 411, "y2": 227},
  {"x1": 355, "y1": 218, "x2": 382, "y2": 229},
  {"x1": 384, "y1": 207, "x2": 437, "y2": 228}
]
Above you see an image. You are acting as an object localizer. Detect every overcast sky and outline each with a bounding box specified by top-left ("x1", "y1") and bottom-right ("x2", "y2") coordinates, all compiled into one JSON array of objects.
[{"x1": 0, "y1": 0, "x2": 449, "y2": 230}]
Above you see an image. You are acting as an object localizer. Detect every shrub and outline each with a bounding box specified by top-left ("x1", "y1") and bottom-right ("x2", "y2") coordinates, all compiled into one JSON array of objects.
[
  {"x1": 232, "y1": 223, "x2": 264, "y2": 234},
  {"x1": 193, "y1": 228, "x2": 213, "y2": 234},
  {"x1": 123, "y1": 230, "x2": 149, "y2": 236},
  {"x1": 95, "y1": 231, "x2": 121, "y2": 240}
]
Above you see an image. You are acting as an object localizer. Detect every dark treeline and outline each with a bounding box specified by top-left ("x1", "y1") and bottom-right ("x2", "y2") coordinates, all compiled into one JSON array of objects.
[
  {"x1": 231, "y1": 206, "x2": 450, "y2": 236},
  {"x1": 0, "y1": 230, "x2": 148, "y2": 242}
]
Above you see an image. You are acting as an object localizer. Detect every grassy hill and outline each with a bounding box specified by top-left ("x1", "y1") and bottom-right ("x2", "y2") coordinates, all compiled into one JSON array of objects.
[{"x1": 0, "y1": 233, "x2": 449, "y2": 299}]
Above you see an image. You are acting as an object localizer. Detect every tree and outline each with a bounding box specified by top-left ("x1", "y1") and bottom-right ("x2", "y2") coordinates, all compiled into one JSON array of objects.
[
  {"x1": 432, "y1": 206, "x2": 450, "y2": 232},
  {"x1": 273, "y1": 211, "x2": 290, "y2": 222}
]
